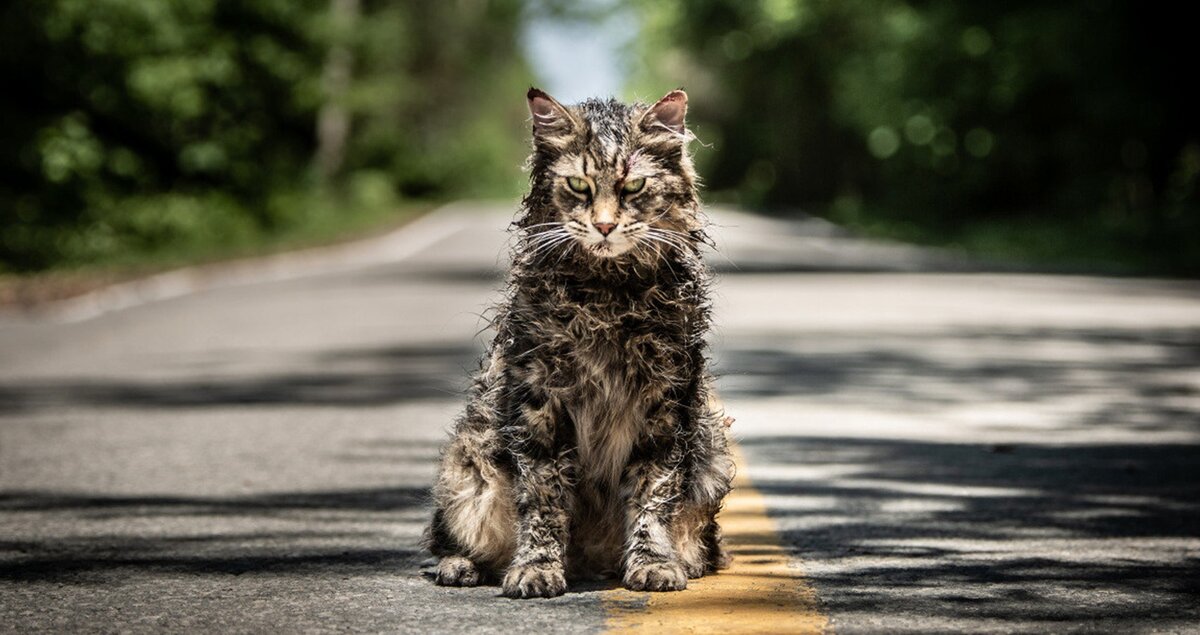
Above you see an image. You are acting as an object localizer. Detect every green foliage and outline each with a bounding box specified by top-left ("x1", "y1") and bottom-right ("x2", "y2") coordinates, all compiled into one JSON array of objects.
[
  {"x1": 0, "y1": 0, "x2": 532, "y2": 273},
  {"x1": 343, "y1": 0, "x2": 532, "y2": 198},
  {"x1": 629, "y1": 0, "x2": 1200, "y2": 275}
]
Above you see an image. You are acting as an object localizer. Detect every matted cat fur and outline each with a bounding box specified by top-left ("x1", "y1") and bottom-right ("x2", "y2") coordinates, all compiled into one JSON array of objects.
[{"x1": 425, "y1": 88, "x2": 735, "y2": 599}]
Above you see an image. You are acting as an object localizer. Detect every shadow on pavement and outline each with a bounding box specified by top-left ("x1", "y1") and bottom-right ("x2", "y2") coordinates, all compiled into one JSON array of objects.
[
  {"x1": 717, "y1": 325, "x2": 1200, "y2": 434},
  {"x1": 0, "y1": 342, "x2": 483, "y2": 413},
  {"x1": 719, "y1": 320, "x2": 1199, "y2": 627},
  {"x1": 0, "y1": 344, "x2": 463, "y2": 587},
  {"x1": 738, "y1": 435, "x2": 1200, "y2": 625},
  {"x1": 0, "y1": 486, "x2": 430, "y2": 583},
  {"x1": 2, "y1": 293, "x2": 1197, "y2": 628}
]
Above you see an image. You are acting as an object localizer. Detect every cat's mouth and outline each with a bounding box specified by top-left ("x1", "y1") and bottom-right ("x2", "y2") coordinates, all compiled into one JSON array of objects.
[
  {"x1": 558, "y1": 220, "x2": 640, "y2": 259},
  {"x1": 584, "y1": 237, "x2": 634, "y2": 258}
]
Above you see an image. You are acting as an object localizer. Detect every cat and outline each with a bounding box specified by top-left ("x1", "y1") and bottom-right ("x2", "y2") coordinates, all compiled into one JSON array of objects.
[{"x1": 424, "y1": 87, "x2": 734, "y2": 599}]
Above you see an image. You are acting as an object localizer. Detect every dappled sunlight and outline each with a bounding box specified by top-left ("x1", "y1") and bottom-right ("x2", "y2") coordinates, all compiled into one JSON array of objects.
[
  {"x1": 713, "y1": 279, "x2": 1200, "y2": 630},
  {"x1": 0, "y1": 486, "x2": 433, "y2": 583},
  {"x1": 734, "y1": 436, "x2": 1200, "y2": 627}
]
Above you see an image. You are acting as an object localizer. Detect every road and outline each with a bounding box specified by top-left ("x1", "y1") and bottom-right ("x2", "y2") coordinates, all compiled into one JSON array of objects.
[{"x1": 2, "y1": 202, "x2": 1198, "y2": 633}]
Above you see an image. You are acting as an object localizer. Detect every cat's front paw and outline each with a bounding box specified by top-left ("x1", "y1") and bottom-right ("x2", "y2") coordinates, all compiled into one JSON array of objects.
[
  {"x1": 624, "y1": 561, "x2": 688, "y2": 592},
  {"x1": 435, "y1": 555, "x2": 482, "y2": 587},
  {"x1": 502, "y1": 562, "x2": 567, "y2": 599}
]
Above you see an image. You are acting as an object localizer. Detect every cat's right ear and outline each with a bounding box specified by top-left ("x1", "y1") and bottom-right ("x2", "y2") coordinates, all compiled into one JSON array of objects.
[{"x1": 527, "y1": 87, "x2": 577, "y2": 144}]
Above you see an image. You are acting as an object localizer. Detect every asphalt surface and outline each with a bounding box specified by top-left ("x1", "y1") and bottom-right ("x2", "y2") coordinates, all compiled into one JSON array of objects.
[{"x1": 2, "y1": 202, "x2": 1198, "y2": 633}]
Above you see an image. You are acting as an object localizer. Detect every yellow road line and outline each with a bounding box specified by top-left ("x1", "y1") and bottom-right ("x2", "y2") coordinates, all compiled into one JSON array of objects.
[{"x1": 605, "y1": 446, "x2": 828, "y2": 634}]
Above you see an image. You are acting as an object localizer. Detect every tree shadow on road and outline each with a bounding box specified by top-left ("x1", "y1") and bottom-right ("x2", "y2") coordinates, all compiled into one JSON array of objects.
[
  {"x1": 2, "y1": 311, "x2": 1197, "y2": 626},
  {"x1": 710, "y1": 324, "x2": 1200, "y2": 624},
  {"x1": 0, "y1": 342, "x2": 484, "y2": 413},
  {"x1": 738, "y1": 435, "x2": 1200, "y2": 626},
  {"x1": 716, "y1": 325, "x2": 1200, "y2": 434},
  {"x1": 0, "y1": 486, "x2": 431, "y2": 583},
  {"x1": 0, "y1": 342, "x2": 474, "y2": 588},
  {"x1": 724, "y1": 323, "x2": 1200, "y2": 628}
]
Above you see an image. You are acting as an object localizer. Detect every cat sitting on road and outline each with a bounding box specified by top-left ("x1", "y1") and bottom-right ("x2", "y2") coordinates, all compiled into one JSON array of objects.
[{"x1": 425, "y1": 88, "x2": 734, "y2": 599}]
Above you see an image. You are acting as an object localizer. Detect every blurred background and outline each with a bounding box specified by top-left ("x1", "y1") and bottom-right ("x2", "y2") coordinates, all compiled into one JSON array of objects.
[{"x1": 2, "y1": 0, "x2": 1197, "y2": 281}]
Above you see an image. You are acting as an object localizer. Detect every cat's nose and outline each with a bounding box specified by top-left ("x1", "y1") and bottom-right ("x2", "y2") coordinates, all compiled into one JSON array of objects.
[{"x1": 594, "y1": 222, "x2": 617, "y2": 236}]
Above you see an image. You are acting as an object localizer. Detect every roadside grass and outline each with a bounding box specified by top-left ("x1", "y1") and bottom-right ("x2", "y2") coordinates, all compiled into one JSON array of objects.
[{"x1": 0, "y1": 195, "x2": 435, "y2": 309}]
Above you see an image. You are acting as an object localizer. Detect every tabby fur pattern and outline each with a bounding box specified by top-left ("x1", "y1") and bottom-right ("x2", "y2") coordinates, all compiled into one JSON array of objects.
[{"x1": 425, "y1": 88, "x2": 734, "y2": 599}]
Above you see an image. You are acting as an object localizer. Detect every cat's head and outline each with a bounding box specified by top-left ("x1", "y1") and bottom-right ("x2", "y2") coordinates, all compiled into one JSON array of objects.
[{"x1": 522, "y1": 88, "x2": 700, "y2": 262}]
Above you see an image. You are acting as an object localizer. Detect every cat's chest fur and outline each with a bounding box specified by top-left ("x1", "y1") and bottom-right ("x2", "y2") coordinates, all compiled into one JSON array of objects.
[
  {"x1": 522, "y1": 277, "x2": 690, "y2": 488},
  {"x1": 569, "y1": 347, "x2": 641, "y2": 489}
]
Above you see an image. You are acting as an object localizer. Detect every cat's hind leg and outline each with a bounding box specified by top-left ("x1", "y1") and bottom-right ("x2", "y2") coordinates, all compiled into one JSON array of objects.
[
  {"x1": 435, "y1": 554, "x2": 482, "y2": 586},
  {"x1": 672, "y1": 504, "x2": 723, "y2": 579},
  {"x1": 428, "y1": 426, "x2": 517, "y2": 586}
]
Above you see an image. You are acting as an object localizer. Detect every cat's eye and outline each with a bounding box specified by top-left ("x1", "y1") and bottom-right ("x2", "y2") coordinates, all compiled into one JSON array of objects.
[
  {"x1": 566, "y1": 177, "x2": 591, "y2": 194},
  {"x1": 622, "y1": 178, "x2": 646, "y2": 194}
]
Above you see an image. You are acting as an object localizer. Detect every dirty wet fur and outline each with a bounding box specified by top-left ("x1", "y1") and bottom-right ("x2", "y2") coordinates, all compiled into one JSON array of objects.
[{"x1": 425, "y1": 88, "x2": 735, "y2": 598}]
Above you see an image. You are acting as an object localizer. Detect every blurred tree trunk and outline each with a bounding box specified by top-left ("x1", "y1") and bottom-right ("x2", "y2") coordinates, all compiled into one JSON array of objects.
[{"x1": 314, "y1": 0, "x2": 359, "y2": 183}]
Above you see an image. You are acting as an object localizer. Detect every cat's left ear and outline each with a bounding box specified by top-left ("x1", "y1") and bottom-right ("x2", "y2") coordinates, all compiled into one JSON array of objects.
[
  {"x1": 639, "y1": 89, "x2": 688, "y2": 136},
  {"x1": 527, "y1": 87, "x2": 578, "y2": 143}
]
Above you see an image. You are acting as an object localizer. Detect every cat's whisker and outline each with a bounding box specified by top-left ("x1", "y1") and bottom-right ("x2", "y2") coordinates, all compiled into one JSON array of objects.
[
  {"x1": 526, "y1": 235, "x2": 569, "y2": 249},
  {"x1": 635, "y1": 235, "x2": 684, "y2": 266},
  {"x1": 525, "y1": 230, "x2": 576, "y2": 264},
  {"x1": 649, "y1": 227, "x2": 738, "y2": 269},
  {"x1": 525, "y1": 236, "x2": 565, "y2": 248},
  {"x1": 524, "y1": 229, "x2": 570, "y2": 244},
  {"x1": 528, "y1": 235, "x2": 574, "y2": 259},
  {"x1": 552, "y1": 238, "x2": 577, "y2": 265},
  {"x1": 647, "y1": 229, "x2": 705, "y2": 256},
  {"x1": 642, "y1": 231, "x2": 692, "y2": 253},
  {"x1": 520, "y1": 222, "x2": 566, "y2": 234},
  {"x1": 634, "y1": 239, "x2": 668, "y2": 264},
  {"x1": 525, "y1": 226, "x2": 566, "y2": 235},
  {"x1": 520, "y1": 228, "x2": 569, "y2": 244},
  {"x1": 521, "y1": 231, "x2": 564, "y2": 241},
  {"x1": 643, "y1": 228, "x2": 691, "y2": 240},
  {"x1": 638, "y1": 237, "x2": 683, "y2": 278},
  {"x1": 524, "y1": 235, "x2": 563, "y2": 247},
  {"x1": 525, "y1": 242, "x2": 567, "y2": 259},
  {"x1": 646, "y1": 227, "x2": 693, "y2": 241},
  {"x1": 542, "y1": 232, "x2": 573, "y2": 247}
]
